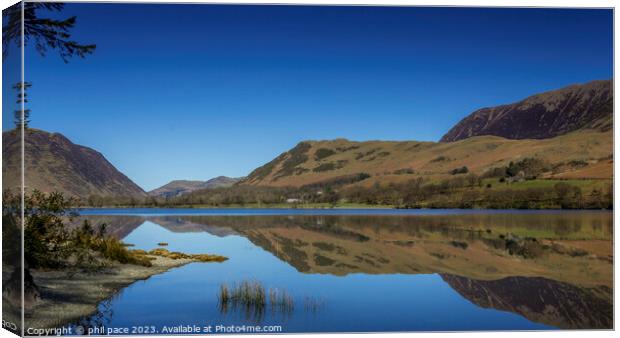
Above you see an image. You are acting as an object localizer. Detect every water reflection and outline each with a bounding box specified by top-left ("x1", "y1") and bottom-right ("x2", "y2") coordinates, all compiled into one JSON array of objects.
[
  {"x1": 75, "y1": 211, "x2": 612, "y2": 330},
  {"x1": 442, "y1": 275, "x2": 613, "y2": 329}
]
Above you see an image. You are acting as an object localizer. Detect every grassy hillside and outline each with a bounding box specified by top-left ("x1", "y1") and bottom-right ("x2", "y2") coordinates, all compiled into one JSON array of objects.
[{"x1": 240, "y1": 130, "x2": 612, "y2": 188}]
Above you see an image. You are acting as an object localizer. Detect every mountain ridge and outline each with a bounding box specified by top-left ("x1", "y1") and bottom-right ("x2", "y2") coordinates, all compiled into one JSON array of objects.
[
  {"x1": 3, "y1": 79, "x2": 612, "y2": 198},
  {"x1": 148, "y1": 176, "x2": 241, "y2": 198},
  {"x1": 2, "y1": 129, "x2": 146, "y2": 198},
  {"x1": 440, "y1": 79, "x2": 613, "y2": 142},
  {"x1": 239, "y1": 79, "x2": 613, "y2": 188}
]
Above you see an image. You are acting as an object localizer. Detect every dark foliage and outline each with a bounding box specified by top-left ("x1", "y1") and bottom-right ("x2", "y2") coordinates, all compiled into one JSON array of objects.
[
  {"x1": 314, "y1": 148, "x2": 336, "y2": 161},
  {"x1": 451, "y1": 166, "x2": 469, "y2": 175},
  {"x1": 13, "y1": 81, "x2": 31, "y2": 128},
  {"x1": 3, "y1": 2, "x2": 96, "y2": 62},
  {"x1": 2, "y1": 190, "x2": 148, "y2": 270}
]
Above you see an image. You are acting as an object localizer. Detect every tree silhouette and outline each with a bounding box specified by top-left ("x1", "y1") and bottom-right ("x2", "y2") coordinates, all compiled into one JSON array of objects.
[
  {"x1": 3, "y1": 4, "x2": 97, "y2": 308},
  {"x1": 3, "y1": 2, "x2": 96, "y2": 63},
  {"x1": 13, "y1": 81, "x2": 31, "y2": 129}
]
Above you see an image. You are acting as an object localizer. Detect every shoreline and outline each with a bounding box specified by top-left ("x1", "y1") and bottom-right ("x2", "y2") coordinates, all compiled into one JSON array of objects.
[
  {"x1": 74, "y1": 205, "x2": 614, "y2": 211},
  {"x1": 12, "y1": 256, "x2": 205, "y2": 330}
]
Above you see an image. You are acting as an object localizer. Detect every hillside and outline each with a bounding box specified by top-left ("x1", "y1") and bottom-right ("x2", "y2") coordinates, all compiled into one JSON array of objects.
[
  {"x1": 148, "y1": 176, "x2": 240, "y2": 198},
  {"x1": 238, "y1": 130, "x2": 612, "y2": 188},
  {"x1": 441, "y1": 79, "x2": 612, "y2": 142},
  {"x1": 2, "y1": 129, "x2": 146, "y2": 198}
]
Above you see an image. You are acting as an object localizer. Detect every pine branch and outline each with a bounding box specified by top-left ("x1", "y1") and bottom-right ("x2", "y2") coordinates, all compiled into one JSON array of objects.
[{"x1": 3, "y1": 3, "x2": 96, "y2": 62}]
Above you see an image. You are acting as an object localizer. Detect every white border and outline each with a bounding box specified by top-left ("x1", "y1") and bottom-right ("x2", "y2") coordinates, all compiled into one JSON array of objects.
[{"x1": 0, "y1": 1, "x2": 616, "y2": 338}]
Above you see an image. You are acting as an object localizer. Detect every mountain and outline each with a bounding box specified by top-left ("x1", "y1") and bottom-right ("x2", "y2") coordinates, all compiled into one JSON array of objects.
[
  {"x1": 2, "y1": 129, "x2": 146, "y2": 198},
  {"x1": 239, "y1": 79, "x2": 613, "y2": 188},
  {"x1": 442, "y1": 275, "x2": 612, "y2": 329},
  {"x1": 441, "y1": 79, "x2": 612, "y2": 142},
  {"x1": 148, "y1": 176, "x2": 241, "y2": 198},
  {"x1": 238, "y1": 130, "x2": 612, "y2": 187}
]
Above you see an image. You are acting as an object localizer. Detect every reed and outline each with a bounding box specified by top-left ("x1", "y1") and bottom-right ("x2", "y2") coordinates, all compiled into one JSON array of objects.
[
  {"x1": 304, "y1": 296, "x2": 325, "y2": 313},
  {"x1": 218, "y1": 281, "x2": 294, "y2": 311},
  {"x1": 269, "y1": 288, "x2": 294, "y2": 312}
]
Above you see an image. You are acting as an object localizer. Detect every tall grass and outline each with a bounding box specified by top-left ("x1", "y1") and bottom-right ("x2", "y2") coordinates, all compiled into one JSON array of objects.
[
  {"x1": 217, "y1": 281, "x2": 265, "y2": 321},
  {"x1": 268, "y1": 288, "x2": 294, "y2": 313},
  {"x1": 219, "y1": 280, "x2": 266, "y2": 307},
  {"x1": 304, "y1": 296, "x2": 325, "y2": 313},
  {"x1": 95, "y1": 238, "x2": 152, "y2": 267},
  {"x1": 218, "y1": 281, "x2": 294, "y2": 318}
]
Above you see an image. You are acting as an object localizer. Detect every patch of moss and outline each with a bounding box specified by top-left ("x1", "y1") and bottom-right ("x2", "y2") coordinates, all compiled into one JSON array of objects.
[
  {"x1": 313, "y1": 163, "x2": 335, "y2": 172},
  {"x1": 313, "y1": 160, "x2": 348, "y2": 172},
  {"x1": 430, "y1": 155, "x2": 448, "y2": 163},
  {"x1": 247, "y1": 153, "x2": 287, "y2": 181},
  {"x1": 274, "y1": 142, "x2": 312, "y2": 179},
  {"x1": 393, "y1": 168, "x2": 415, "y2": 175},
  {"x1": 335, "y1": 145, "x2": 360, "y2": 152},
  {"x1": 314, "y1": 254, "x2": 336, "y2": 266},
  {"x1": 312, "y1": 242, "x2": 335, "y2": 251},
  {"x1": 314, "y1": 148, "x2": 336, "y2": 161}
]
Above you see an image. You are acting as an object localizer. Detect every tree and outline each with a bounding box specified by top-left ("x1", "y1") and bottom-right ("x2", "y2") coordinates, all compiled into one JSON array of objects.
[
  {"x1": 3, "y1": 2, "x2": 96, "y2": 63},
  {"x1": 3, "y1": 3, "x2": 96, "y2": 129},
  {"x1": 13, "y1": 81, "x2": 31, "y2": 129}
]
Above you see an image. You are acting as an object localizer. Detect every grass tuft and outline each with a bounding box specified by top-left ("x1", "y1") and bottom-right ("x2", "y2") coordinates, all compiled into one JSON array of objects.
[{"x1": 218, "y1": 280, "x2": 296, "y2": 317}]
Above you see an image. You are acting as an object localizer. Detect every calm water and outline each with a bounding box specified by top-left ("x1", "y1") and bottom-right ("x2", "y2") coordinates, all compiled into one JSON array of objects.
[{"x1": 70, "y1": 209, "x2": 613, "y2": 333}]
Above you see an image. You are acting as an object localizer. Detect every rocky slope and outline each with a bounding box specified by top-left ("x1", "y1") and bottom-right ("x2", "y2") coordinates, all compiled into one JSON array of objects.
[
  {"x1": 2, "y1": 129, "x2": 146, "y2": 198},
  {"x1": 442, "y1": 274, "x2": 612, "y2": 329},
  {"x1": 441, "y1": 79, "x2": 612, "y2": 142}
]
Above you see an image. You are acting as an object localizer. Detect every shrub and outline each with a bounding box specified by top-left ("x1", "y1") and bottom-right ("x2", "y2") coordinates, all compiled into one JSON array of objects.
[
  {"x1": 95, "y1": 237, "x2": 153, "y2": 267},
  {"x1": 506, "y1": 158, "x2": 549, "y2": 179},
  {"x1": 451, "y1": 166, "x2": 469, "y2": 175},
  {"x1": 313, "y1": 162, "x2": 336, "y2": 172},
  {"x1": 3, "y1": 189, "x2": 154, "y2": 269},
  {"x1": 393, "y1": 168, "x2": 415, "y2": 175}
]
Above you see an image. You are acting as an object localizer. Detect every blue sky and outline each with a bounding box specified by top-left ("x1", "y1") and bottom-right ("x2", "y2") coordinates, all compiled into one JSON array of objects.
[{"x1": 2, "y1": 5, "x2": 613, "y2": 191}]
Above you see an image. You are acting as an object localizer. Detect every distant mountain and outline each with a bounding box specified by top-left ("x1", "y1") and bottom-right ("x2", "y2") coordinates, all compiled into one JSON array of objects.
[
  {"x1": 148, "y1": 176, "x2": 241, "y2": 198},
  {"x1": 239, "y1": 129, "x2": 612, "y2": 187},
  {"x1": 2, "y1": 129, "x2": 146, "y2": 198},
  {"x1": 441, "y1": 79, "x2": 612, "y2": 142}
]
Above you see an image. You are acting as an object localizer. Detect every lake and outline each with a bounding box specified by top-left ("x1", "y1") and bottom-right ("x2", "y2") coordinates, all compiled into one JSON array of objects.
[{"x1": 70, "y1": 209, "x2": 613, "y2": 332}]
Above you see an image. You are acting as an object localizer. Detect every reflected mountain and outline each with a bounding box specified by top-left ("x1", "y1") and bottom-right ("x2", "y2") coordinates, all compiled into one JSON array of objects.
[
  {"x1": 149, "y1": 216, "x2": 239, "y2": 237},
  {"x1": 83, "y1": 212, "x2": 613, "y2": 329},
  {"x1": 78, "y1": 215, "x2": 145, "y2": 239},
  {"x1": 132, "y1": 214, "x2": 613, "y2": 285},
  {"x1": 442, "y1": 274, "x2": 612, "y2": 329}
]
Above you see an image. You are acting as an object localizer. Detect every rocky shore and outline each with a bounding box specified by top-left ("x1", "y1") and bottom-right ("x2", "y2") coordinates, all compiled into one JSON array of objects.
[{"x1": 4, "y1": 254, "x2": 221, "y2": 331}]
